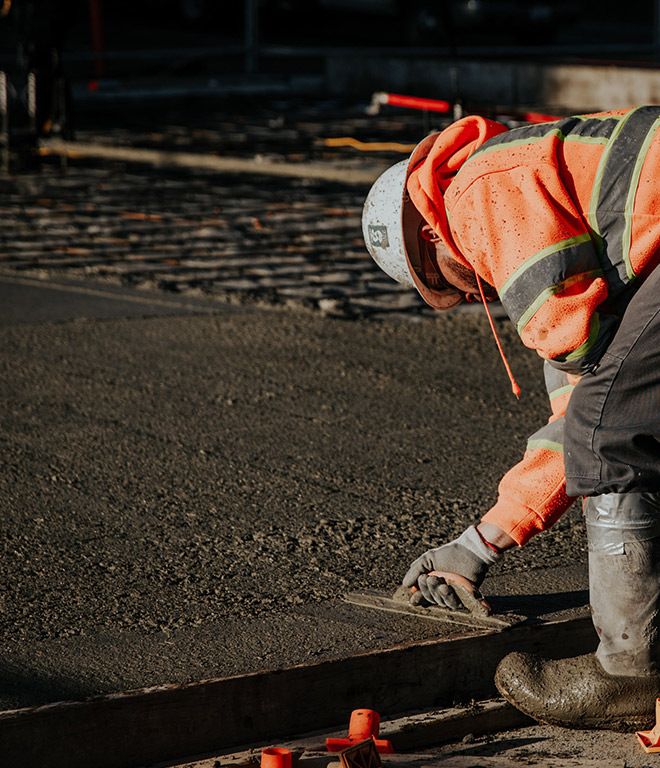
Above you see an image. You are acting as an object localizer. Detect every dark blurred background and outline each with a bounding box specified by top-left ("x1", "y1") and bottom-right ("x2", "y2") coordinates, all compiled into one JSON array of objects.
[
  {"x1": 0, "y1": 0, "x2": 658, "y2": 169},
  {"x1": 3, "y1": 0, "x2": 656, "y2": 65},
  {"x1": 0, "y1": 0, "x2": 657, "y2": 97},
  {"x1": 11, "y1": 0, "x2": 651, "y2": 51}
]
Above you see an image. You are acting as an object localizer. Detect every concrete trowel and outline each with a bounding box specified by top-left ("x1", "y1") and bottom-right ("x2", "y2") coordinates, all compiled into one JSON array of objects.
[{"x1": 344, "y1": 584, "x2": 526, "y2": 631}]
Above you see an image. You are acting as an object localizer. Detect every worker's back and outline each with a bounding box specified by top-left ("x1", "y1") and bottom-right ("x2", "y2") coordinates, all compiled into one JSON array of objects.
[
  {"x1": 446, "y1": 107, "x2": 660, "y2": 288},
  {"x1": 407, "y1": 107, "x2": 660, "y2": 366}
]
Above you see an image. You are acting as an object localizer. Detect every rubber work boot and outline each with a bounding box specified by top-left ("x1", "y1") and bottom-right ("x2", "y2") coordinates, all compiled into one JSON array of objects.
[
  {"x1": 495, "y1": 651, "x2": 659, "y2": 731},
  {"x1": 495, "y1": 493, "x2": 660, "y2": 731}
]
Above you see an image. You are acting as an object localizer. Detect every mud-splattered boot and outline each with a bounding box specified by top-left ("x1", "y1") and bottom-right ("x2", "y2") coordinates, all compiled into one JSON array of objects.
[
  {"x1": 495, "y1": 492, "x2": 660, "y2": 731},
  {"x1": 494, "y1": 649, "x2": 660, "y2": 731}
]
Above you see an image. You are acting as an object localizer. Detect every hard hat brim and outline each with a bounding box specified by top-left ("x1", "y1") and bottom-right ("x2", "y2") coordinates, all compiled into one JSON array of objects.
[
  {"x1": 401, "y1": 135, "x2": 466, "y2": 310},
  {"x1": 362, "y1": 132, "x2": 466, "y2": 310}
]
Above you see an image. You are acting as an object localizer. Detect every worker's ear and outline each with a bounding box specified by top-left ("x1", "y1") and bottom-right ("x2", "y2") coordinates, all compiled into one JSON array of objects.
[{"x1": 420, "y1": 223, "x2": 442, "y2": 243}]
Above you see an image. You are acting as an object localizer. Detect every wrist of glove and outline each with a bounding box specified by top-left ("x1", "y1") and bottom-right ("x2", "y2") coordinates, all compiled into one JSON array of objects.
[{"x1": 402, "y1": 525, "x2": 503, "y2": 609}]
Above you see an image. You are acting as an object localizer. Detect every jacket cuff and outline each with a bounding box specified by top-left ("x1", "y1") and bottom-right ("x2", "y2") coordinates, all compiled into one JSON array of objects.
[{"x1": 481, "y1": 500, "x2": 551, "y2": 547}]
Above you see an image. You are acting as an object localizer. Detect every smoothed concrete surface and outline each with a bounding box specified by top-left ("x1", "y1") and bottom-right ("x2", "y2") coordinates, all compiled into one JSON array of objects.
[
  {"x1": 0, "y1": 279, "x2": 590, "y2": 710},
  {"x1": 0, "y1": 272, "x2": 234, "y2": 325}
]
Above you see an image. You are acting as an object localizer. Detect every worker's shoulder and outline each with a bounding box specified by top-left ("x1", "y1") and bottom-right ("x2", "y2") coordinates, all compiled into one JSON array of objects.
[
  {"x1": 447, "y1": 114, "x2": 613, "y2": 204},
  {"x1": 451, "y1": 105, "x2": 659, "y2": 200},
  {"x1": 446, "y1": 145, "x2": 549, "y2": 207}
]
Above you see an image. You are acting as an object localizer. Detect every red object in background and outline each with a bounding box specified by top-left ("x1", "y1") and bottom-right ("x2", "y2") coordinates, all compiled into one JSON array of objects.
[
  {"x1": 326, "y1": 709, "x2": 395, "y2": 753},
  {"x1": 380, "y1": 93, "x2": 451, "y2": 114},
  {"x1": 370, "y1": 91, "x2": 561, "y2": 125}
]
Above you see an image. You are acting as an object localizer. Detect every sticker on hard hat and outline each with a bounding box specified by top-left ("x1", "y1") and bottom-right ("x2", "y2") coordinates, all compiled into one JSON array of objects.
[{"x1": 368, "y1": 225, "x2": 389, "y2": 248}]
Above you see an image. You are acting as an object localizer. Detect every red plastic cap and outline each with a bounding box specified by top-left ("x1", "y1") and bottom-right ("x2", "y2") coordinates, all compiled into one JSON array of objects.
[{"x1": 261, "y1": 748, "x2": 292, "y2": 768}]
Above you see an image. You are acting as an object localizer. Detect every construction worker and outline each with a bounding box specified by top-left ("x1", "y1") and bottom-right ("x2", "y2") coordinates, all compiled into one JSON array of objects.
[{"x1": 362, "y1": 106, "x2": 660, "y2": 732}]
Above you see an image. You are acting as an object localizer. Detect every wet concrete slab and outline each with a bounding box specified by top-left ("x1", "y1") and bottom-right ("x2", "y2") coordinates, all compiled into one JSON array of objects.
[
  {"x1": 0, "y1": 102, "x2": 593, "y2": 742},
  {"x1": 0, "y1": 564, "x2": 590, "y2": 711},
  {"x1": 0, "y1": 272, "x2": 234, "y2": 325},
  {"x1": 0, "y1": 286, "x2": 590, "y2": 711},
  {"x1": 485, "y1": 564, "x2": 589, "y2": 624}
]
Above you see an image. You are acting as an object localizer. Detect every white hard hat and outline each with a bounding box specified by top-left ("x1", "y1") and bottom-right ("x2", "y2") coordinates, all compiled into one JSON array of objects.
[
  {"x1": 362, "y1": 134, "x2": 464, "y2": 310},
  {"x1": 362, "y1": 159, "x2": 415, "y2": 289}
]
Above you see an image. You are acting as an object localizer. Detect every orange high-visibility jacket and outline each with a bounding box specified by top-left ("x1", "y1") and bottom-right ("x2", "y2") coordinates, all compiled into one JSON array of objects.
[{"x1": 406, "y1": 106, "x2": 660, "y2": 545}]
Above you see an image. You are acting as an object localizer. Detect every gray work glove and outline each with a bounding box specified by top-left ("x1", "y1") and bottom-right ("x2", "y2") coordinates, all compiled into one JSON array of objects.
[{"x1": 402, "y1": 526, "x2": 503, "y2": 610}]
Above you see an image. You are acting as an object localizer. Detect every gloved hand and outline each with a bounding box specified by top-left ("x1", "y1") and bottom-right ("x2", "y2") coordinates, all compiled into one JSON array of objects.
[{"x1": 402, "y1": 525, "x2": 503, "y2": 610}]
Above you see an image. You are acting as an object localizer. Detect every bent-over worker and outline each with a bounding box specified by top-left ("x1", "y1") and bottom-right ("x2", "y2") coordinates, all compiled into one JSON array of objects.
[{"x1": 362, "y1": 106, "x2": 660, "y2": 731}]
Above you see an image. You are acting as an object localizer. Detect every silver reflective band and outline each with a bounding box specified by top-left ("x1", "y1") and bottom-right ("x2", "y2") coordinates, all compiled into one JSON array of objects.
[{"x1": 585, "y1": 492, "x2": 660, "y2": 554}]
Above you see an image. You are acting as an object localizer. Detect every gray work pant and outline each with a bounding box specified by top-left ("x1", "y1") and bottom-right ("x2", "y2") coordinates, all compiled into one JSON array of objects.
[{"x1": 564, "y1": 263, "x2": 660, "y2": 498}]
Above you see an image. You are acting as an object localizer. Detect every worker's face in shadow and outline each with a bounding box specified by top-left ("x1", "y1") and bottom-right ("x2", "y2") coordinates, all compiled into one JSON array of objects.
[{"x1": 421, "y1": 224, "x2": 498, "y2": 304}]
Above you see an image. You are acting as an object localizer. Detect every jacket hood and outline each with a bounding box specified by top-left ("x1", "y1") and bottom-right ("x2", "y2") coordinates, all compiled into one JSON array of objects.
[{"x1": 406, "y1": 115, "x2": 508, "y2": 268}]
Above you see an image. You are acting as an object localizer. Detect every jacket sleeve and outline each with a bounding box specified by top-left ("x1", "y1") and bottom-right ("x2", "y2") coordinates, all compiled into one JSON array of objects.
[
  {"x1": 446, "y1": 162, "x2": 618, "y2": 375},
  {"x1": 480, "y1": 363, "x2": 580, "y2": 545}
]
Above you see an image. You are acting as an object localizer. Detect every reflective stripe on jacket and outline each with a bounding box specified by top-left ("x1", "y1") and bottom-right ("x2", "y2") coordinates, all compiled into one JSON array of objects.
[{"x1": 407, "y1": 106, "x2": 660, "y2": 544}]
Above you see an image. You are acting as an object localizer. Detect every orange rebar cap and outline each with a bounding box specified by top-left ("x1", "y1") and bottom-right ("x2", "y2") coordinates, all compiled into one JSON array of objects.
[
  {"x1": 637, "y1": 698, "x2": 660, "y2": 752},
  {"x1": 326, "y1": 709, "x2": 394, "y2": 753},
  {"x1": 261, "y1": 748, "x2": 292, "y2": 768}
]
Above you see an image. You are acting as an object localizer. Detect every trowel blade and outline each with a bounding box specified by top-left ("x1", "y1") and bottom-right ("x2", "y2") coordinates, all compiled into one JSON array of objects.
[{"x1": 344, "y1": 586, "x2": 526, "y2": 630}]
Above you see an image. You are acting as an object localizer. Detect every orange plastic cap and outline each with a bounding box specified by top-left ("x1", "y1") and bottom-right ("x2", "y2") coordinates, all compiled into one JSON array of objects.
[
  {"x1": 261, "y1": 748, "x2": 292, "y2": 768},
  {"x1": 326, "y1": 710, "x2": 394, "y2": 753},
  {"x1": 349, "y1": 709, "x2": 380, "y2": 740}
]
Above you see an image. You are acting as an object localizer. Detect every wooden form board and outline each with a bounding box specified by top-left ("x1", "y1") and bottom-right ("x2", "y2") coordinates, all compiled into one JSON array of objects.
[{"x1": 0, "y1": 616, "x2": 597, "y2": 768}]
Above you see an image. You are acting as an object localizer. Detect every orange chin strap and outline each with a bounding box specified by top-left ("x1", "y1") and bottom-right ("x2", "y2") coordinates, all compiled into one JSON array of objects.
[{"x1": 475, "y1": 273, "x2": 521, "y2": 399}]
